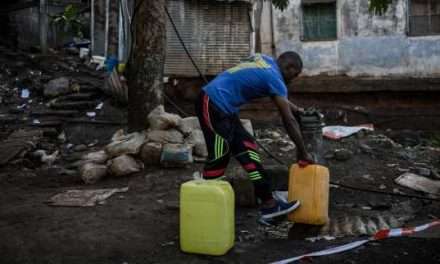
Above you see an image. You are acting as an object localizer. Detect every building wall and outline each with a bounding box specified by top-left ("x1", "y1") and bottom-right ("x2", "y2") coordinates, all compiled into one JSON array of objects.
[{"x1": 273, "y1": 0, "x2": 440, "y2": 77}]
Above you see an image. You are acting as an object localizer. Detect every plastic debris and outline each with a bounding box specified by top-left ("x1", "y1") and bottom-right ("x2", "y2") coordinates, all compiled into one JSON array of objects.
[
  {"x1": 47, "y1": 187, "x2": 129, "y2": 207},
  {"x1": 323, "y1": 124, "x2": 374, "y2": 140},
  {"x1": 271, "y1": 220, "x2": 440, "y2": 264},
  {"x1": 21, "y1": 89, "x2": 30, "y2": 98},
  {"x1": 95, "y1": 102, "x2": 104, "y2": 110},
  {"x1": 86, "y1": 112, "x2": 96, "y2": 118}
]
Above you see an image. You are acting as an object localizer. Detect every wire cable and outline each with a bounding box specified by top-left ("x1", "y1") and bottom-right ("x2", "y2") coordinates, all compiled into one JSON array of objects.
[
  {"x1": 164, "y1": 6, "x2": 209, "y2": 84},
  {"x1": 162, "y1": 5, "x2": 440, "y2": 203}
]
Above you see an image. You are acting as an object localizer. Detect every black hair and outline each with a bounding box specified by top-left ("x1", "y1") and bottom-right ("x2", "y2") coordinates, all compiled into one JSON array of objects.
[{"x1": 277, "y1": 51, "x2": 303, "y2": 72}]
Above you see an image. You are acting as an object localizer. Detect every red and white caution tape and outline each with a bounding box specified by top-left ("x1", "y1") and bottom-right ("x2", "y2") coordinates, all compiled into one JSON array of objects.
[{"x1": 270, "y1": 220, "x2": 440, "y2": 264}]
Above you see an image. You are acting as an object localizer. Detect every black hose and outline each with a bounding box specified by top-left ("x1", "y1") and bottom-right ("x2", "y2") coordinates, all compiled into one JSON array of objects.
[
  {"x1": 164, "y1": 6, "x2": 209, "y2": 84},
  {"x1": 162, "y1": 5, "x2": 440, "y2": 203}
]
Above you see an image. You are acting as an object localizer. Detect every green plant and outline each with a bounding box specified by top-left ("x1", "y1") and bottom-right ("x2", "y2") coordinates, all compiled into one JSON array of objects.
[
  {"x1": 50, "y1": 4, "x2": 84, "y2": 38},
  {"x1": 269, "y1": 0, "x2": 392, "y2": 14}
]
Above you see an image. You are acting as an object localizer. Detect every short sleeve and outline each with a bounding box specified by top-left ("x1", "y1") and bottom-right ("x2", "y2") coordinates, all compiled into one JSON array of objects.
[{"x1": 267, "y1": 74, "x2": 288, "y2": 98}]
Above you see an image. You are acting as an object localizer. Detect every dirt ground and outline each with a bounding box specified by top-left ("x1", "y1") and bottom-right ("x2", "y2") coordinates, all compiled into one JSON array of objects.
[
  {"x1": 1, "y1": 46, "x2": 440, "y2": 263},
  {"x1": 1, "y1": 127, "x2": 440, "y2": 263}
]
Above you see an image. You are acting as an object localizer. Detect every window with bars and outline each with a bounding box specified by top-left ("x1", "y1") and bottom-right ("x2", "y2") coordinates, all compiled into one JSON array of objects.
[
  {"x1": 302, "y1": 2, "x2": 337, "y2": 41},
  {"x1": 409, "y1": 0, "x2": 440, "y2": 36}
]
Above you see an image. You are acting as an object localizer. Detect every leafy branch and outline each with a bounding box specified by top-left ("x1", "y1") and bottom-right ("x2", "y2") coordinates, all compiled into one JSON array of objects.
[
  {"x1": 269, "y1": 0, "x2": 392, "y2": 15},
  {"x1": 50, "y1": 4, "x2": 84, "y2": 38}
]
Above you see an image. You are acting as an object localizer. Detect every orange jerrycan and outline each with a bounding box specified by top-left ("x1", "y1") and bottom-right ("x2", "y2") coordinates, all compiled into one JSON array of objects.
[
  {"x1": 180, "y1": 180, "x2": 235, "y2": 255},
  {"x1": 288, "y1": 164, "x2": 329, "y2": 225}
]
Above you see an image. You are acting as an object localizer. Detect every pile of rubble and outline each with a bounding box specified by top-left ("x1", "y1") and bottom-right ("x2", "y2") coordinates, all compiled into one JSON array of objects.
[{"x1": 78, "y1": 105, "x2": 254, "y2": 184}]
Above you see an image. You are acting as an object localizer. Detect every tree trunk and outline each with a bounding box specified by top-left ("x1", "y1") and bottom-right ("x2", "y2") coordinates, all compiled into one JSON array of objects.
[{"x1": 127, "y1": 0, "x2": 165, "y2": 132}]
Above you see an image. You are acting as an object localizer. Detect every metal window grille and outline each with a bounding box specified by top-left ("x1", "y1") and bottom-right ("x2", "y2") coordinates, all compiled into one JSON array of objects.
[
  {"x1": 409, "y1": 0, "x2": 440, "y2": 36},
  {"x1": 302, "y1": 2, "x2": 337, "y2": 41}
]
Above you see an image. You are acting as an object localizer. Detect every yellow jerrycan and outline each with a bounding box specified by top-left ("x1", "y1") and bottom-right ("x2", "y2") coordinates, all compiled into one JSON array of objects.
[
  {"x1": 288, "y1": 164, "x2": 329, "y2": 225},
  {"x1": 180, "y1": 180, "x2": 235, "y2": 255}
]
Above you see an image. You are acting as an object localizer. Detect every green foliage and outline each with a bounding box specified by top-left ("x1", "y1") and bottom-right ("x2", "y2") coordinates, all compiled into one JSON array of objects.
[
  {"x1": 270, "y1": 0, "x2": 290, "y2": 11},
  {"x1": 269, "y1": 0, "x2": 392, "y2": 14},
  {"x1": 50, "y1": 4, "x2": 84, "y2": 38},
  {"x1": 369, "y1": 0, "x2": 393, "y2": 15}
]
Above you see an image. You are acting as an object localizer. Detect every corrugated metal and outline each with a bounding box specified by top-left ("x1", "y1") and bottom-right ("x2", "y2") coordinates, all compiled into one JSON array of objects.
[{"x1": 165, "y1": 0, "x2": 252, "y2": 76}]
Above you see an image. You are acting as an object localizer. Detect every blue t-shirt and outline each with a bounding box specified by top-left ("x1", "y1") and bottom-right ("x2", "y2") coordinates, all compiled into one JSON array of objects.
[{"x1": 203, "y1": 54, "x2": 288, "y2": 114}]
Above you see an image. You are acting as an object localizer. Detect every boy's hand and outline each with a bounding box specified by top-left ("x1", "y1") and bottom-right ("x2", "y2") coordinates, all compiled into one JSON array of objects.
[{"x1": 298, "y1": 152, "x2": 315, "y2": 167}]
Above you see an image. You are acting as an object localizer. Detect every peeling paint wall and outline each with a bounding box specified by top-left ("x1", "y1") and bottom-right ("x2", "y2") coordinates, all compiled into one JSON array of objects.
[{"x1": 272, "y1": 0, "x2": 440, "y2": 77}]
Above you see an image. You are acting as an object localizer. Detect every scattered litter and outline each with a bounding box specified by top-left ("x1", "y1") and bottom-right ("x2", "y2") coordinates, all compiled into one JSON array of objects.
[
  {"x1": 17, "y1": 104, "x2": 27, "y2": 109},
  {"x1": 379, "y1": 184, "x2": 387, "y2": 190},
  {"x1": 395, "y1": 172, "x2": 440, "y2": 195},
  {"x1": 161, "y1": 241, "x2": 175, "y2": 247},
  {"x1": 47, "y1": 187, "x2": 129, "y2": 207},
  {"x1": 323, "y1": 124, "x2": 374, "y2": 140},
  {"x1": 33, "y1": 119, "x2": 40, "y2": 124},
  {"x1": 21, "y1": 89, "x2": 30, "y2": 98},
  {"x1": 271, "y1": 220, "x2": 440, "y2": 264},
  {"x1": 95, "y1": 102, "x2": 104, "y2": 110},
  {"x1": 86, "y1": 112, "x2": 96, "y2": 118},
  {"x1": 280, "y1": 145, "x2": 295, "y2": 152},
  {"x1": 361, "y1": 206, "x2": 372, "y2": 210},
  {"x1": 66, "y1": 143, "x2": 74, "y2": 149},
  {"x1": 305, "y1": 235, "x2": 336, "y2": 243}
]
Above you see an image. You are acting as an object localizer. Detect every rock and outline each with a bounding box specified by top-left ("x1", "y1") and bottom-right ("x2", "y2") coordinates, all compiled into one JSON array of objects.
[
  {"x1": 359, "y1": 143, "x2": 373, "y2": 154},
  {"x1": 73, "y1": 144, "x2": 87, "y2": 152},
  {"x1": 160, "y1": 144, "x2": 193, "y2": 168},
  {"x1": 184, "y1": 129, "x2": 207, "y2": 157},
  {"x1": 177, "y1": 116, "x2": 200, "y2": 135},
  {"x1": 395, "y1": 172, "x2": 440, "y2": 194},
  {"x1": 147, "y1": 129, "x2": 184, "y2": 144},
  {"x1": 105, "y1": 131, "x2": 146, "y2": 158},
  {"x1": 147, "y1": 105, "x2": 182, "y2": 130},
  {"x1": 80, "y1": 163, "x2": 107, "y2": 184},
  {"x1": 334, "y1": 148, "x2": 353, "y2": 161},
  {"x1": 109, "y1": 154, "x2": 143, "y2": 177},
  {"x1": 44, "y1": 77, "x2": 71, "y2": 97},
  {"x1": 82, "y1": 150, "x2": 108, "y2": 164},
  {"x1": 269, "y1": 131, "x2": 282, "y2": 139},
  {"x1": 366, "y1": 135, "x2": 399, "y2": 149},
  {"x1": 140, "y1": 142, "x2": 162, "y2": 165}
]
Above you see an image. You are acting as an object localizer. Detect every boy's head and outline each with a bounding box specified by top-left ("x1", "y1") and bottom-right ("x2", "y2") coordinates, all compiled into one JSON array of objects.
[{"x1": 277, "y1": 51, "x2": 303, "y2": 83}]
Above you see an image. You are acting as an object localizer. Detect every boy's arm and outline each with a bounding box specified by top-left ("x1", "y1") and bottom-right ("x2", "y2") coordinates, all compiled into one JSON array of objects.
[
  {"x1": 271, "y1": 96, "x2": 314, "y2": 163},
  {"x1": 287, "y1": 100, "x2": 305, "y2": 116}
]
